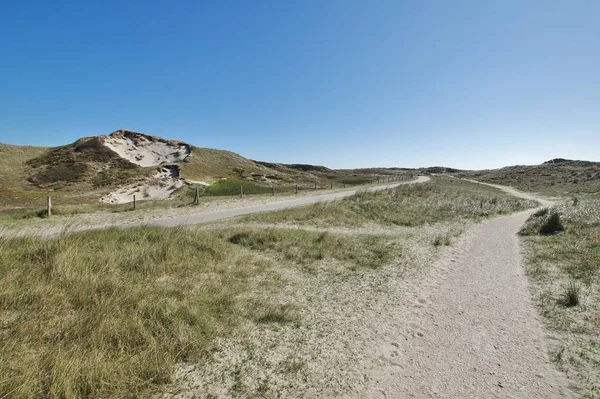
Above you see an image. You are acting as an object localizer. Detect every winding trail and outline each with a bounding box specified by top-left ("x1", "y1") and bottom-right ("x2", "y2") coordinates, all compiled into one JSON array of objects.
[{"x1": 366, "y1": 183, "x2": 571, "y2": 398}]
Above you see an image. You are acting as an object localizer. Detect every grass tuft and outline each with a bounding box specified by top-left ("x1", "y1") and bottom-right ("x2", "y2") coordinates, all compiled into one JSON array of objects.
[
  {"x1": 540, "y1": 211, "x2": 564, "y2": 235},
  {"x1": 560, "y1": 279, "x2": 581, "y2": 307},
  {"x1": 432, "y1": 235, "x2": 452, "y2": 246}
]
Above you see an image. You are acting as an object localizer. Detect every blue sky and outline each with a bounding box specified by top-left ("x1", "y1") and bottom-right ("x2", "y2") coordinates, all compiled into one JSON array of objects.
[{"x1": 1, "y1": 1, "x2": 598, "y2": 169}]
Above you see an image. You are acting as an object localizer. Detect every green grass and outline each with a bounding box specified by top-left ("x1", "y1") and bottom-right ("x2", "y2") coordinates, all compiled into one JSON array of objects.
[
  {"x1": 242, "y1": 177, "x2": 538, "y2": 227},
  {"x1": 202, "y1": 179, "x2": 277, "y2": 196},
  {"x1": 337, "y1": 176, "x2": 376, "y2": 185},
  {"x1": 225, "y1": 228, "x2": 398, "y2": 271},
  {"x1": 520, "y1": 198, "x2": 600, "y2": 396}
]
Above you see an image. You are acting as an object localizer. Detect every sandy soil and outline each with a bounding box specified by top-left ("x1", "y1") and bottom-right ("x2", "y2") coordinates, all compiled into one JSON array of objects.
[
  {"x1": 100, "y1": 166, "x2": 186, "y2": 204},
  {"x1": 102, "y1": 132, "x2": 190, "y2": 167},
  {"x1": 364, "y1": 210, "x2": 571, "y2": 398}
]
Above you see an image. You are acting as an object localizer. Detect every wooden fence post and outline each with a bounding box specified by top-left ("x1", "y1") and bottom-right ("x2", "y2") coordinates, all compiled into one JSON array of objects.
[
  {"x1": 133, "y1": 195, "x2": 136, "y2": 210},
  {"x1": 330, "y1": 182, "x2": 333, "y2": 189},
  {"x1": 314, "y1": 182, "x2": 317, "y2": 191},
  {"x1": 240, "y1": 186, "x2": 244, "y2": 198},
  {"x1": 295, "y1": 184, "x2": 298, "y2": 194},
  {"x1": 194, "y1": 187, "x2": 199, "y2": 205},
  {"x1": 47, "y1": 196, "x2": 52, "y2": 217}
]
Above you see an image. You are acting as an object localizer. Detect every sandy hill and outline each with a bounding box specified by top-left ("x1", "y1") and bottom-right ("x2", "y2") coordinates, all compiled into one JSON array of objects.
[{"x1": 3, "y1": 129, "x2": 404, "y2": 206}]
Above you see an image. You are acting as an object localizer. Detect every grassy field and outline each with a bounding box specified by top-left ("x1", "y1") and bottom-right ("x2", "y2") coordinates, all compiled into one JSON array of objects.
[
  {"x1": 519, "y1": 197, "x2": 600, "y2": 397},
  {"x1": 0, "y1": 178, "x2": 537, "y2": 398},
  {"x1": 241, "y1": 177, "x2": 538, "y2": 227}
]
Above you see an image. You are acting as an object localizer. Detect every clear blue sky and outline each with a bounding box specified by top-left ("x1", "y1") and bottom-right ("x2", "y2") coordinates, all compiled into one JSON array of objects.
[{"x1": 1, "y1": 1, "x2": 598, "y2": 169}]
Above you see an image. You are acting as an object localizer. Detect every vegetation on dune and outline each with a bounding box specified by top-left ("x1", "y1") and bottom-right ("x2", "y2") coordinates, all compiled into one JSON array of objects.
[
  {"x1": 454, "y1": 159, "x2": 600, "y2": 196},
  {"x1": 242, "y1": 177, "x2": 538, "y2": 227},
  {"x1": 202, "y1": 179, "x2": 277, "y2": 196},
  {"x1": 26, "y1": 137, "x2": 142, "y2": 188},
  {"x1": 0, "y1": 227, "x2": 279, "y2": 398},
  {"x1": 520, "y1": 198, "x2": 600, "y2": 396},
  {"x1": 0, "y1": 175, "x2": 539, "y2": 398},
  {"x1": 226, "y1": 228, "x2": 397, "y2": 271},
  {"x1": 337, "y1": 176, "x2": 376, "y2": 185}
]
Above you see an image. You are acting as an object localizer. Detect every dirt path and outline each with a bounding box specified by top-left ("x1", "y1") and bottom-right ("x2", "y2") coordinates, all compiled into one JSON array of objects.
[{"x1": 365, "y1": 209, "x2": 572, "y2": 398}]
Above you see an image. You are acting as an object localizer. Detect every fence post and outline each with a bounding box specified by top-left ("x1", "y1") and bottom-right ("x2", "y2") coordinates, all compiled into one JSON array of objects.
[
  {"x1": 314, "y1": 182, "x2": 317, "y2": 191},
  {"x1": 240, "y1": 186, "x2": 244, "y2": 198},
  {"x1": 47, "y1": 196, "x2": 52, "y2": 217},
  {"x1": 330, "y1": 182, "x2": 333, "y2": 189},
  {"x1": 295, "y1": 184, "x2": 298, "y2": 194},
  {"x1": 133, "y1": 195, "x2": 136, "y2": 210},
  {"x1": 272, "y1": 185, "x2": 275, "y2": 196},
  {"x1": 194, "y1": 187, "x2": 199, "y2": 205}
]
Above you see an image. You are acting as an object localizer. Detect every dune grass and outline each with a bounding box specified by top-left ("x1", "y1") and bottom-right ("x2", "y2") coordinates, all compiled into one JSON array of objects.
[
  {"x1": 0, "y1": 223, "x2": 402, "y2": 397},
  {"x1": 0, "y1": 227, "x2": 279, "y2": 398},
  {"x1": 202, "y1": 179, "x2": 277, "y2": 196},
  {"x1": 242, "y1": 177, "x2": 538, "y2": 227},
  {"x1": 519, "y1": 199, "x2": 600, "y2": 396},
  {"x1": 225, "y1": 228, "x2": 397, "y2": 271},
  {"x1": 0, "y1": 176, "x2": 541, "y2": 398}
]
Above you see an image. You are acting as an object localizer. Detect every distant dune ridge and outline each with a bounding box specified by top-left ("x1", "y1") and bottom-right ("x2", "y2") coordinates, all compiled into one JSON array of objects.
[{"x1": 0, "y1": 129, "x2": 597, "y2": 208}]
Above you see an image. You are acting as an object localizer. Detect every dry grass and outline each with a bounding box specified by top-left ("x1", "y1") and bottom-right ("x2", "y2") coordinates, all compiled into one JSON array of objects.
[
  {"x1": 241, "y1": 177, "x2": 538, "y2": 227},
  {"x1": 0, "y1": 227, "x2": 277, "y2": 398},
  {"x1": 520, "y1": 199, "x2": 600, "y2": 396},
  {"x1": 0, "y1": 176, "x2": 539, "y2": 398},
  {"x1": 454, "y1": 159, "x2": 600, "y2": 196}
]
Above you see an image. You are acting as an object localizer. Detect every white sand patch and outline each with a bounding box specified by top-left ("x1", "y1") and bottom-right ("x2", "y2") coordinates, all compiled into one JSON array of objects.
[
  {"x1": 101, "y1": 166, "x2": 187, "y2": 204},
  {"x1": 100, "y1": 179, "x2": 185, "y2": 204},
  {"x1": 102, "y1": 130, "x2": 191, "y2": 167},
  {"x1": 185, "y1": 180, "x2": 210, "y2": 186}
]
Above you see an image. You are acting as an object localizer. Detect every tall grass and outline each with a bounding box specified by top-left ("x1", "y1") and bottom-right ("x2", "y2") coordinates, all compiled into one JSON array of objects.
[
  {"x1": 0, "y1": 227, "x2": 272, "y2": 398},
  {"x1": 226, "y1": 228, "x2": 397, "y2": 270},
  {"x1": 242, "y1": 178, "x2": 539, "y2": 227}
]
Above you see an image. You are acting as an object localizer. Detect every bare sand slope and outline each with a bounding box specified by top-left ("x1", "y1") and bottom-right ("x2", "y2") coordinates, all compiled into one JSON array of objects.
[
  {"x1": 365, "y1": 210, "x2": 572, "y2": 398},
  {"x1": 102, "y1": 131, "x2": 190, "y2": 167}
]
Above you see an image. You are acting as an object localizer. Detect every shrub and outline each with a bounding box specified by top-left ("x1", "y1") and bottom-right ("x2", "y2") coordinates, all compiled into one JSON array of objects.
[
  {"x1": 561, "y1": 279, "x2": 581, "y2": 307},
  {"x1": 540, "y1": 211, "x2": 564, "y2": 235}
]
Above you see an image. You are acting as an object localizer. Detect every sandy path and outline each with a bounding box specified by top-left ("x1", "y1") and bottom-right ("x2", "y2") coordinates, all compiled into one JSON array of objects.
[{"x1": 365, "y1": 209, "x2": 572, "y2": 398}]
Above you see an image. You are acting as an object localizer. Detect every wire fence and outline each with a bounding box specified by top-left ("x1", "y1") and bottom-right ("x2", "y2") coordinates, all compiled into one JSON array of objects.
[{"x1": 42, "y1": 174, "x2": 416, "y2": 216}]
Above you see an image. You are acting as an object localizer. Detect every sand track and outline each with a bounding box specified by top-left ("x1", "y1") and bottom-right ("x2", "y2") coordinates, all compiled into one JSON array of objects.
[{"x1": 365, "y1": 209, "x2": 572, "y2": 398}]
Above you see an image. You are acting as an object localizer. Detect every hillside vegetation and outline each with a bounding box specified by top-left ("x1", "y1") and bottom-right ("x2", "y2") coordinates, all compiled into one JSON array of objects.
[
  {"x1": 454, "y1": 159, "x2": 600, "y2": 196},
  {"x1": 0, "y1": 130, "x2": 413, "y2": 214}
]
